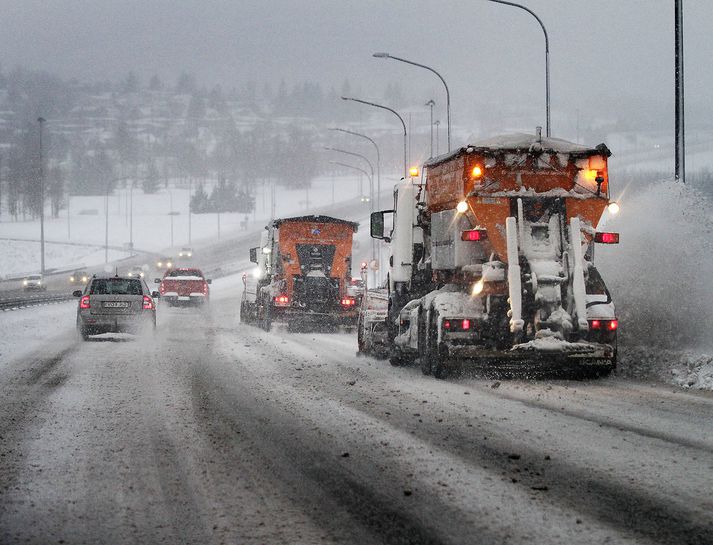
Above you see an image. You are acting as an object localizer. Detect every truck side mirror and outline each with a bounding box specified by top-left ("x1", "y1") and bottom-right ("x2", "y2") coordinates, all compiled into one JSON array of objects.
[
  {"x1": 249, "y1": 247, "x2": 258, "y2": 263},
  {"x1": 370, "y1": 211, "x2": 392, "y2": 242},
  {"x1": 72, "y1": 290, "x2": 82, "y2": 297},
  {"x1": 206, "y1": 279, "x2": 212, "y2": 284}
]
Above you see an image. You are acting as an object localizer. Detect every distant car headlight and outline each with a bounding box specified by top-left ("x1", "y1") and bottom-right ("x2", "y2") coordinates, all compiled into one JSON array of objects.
[
  {"x1": 82, "y1": 276, "x2": 87, "y2": 282},
  {"x1": 139, "y1": 272, "x2": 144, "y2": 278},
  {"x1": 23, "y1": 280, "x2": 28, "y2": 286},
  {"x1": 157, "y1": 262, "x2": 163, "y2": 267},
  {"x1": 70, "y1": 276, "x2": 75, "y2": 282},
  {"x1": 167, "y1": 262, "x2": 173, "y2": 268}
]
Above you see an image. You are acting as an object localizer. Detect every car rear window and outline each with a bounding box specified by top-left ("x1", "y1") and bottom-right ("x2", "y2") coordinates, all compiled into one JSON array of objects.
[
  {"x1": 167, "y1": 269, "x2": 203, "y2": 278},
  {"x1": 90, "y1": 278, "x2": 143, "y2": 295}
]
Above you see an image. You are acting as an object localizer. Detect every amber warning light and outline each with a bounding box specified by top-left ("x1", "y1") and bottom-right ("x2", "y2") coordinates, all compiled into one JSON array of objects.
[{"x1": 594, "y1": 232, "x2": 619, "y2": 244}]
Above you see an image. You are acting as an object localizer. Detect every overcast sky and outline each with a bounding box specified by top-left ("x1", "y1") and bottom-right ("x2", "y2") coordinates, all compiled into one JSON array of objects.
[{"x1": 1, "y1": 0, "x2": 712, "y2": 137}]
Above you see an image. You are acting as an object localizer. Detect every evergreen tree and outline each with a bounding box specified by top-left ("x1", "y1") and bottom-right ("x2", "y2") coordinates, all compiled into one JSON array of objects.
[
  {"x1": 143, "y1": 160, "x2": 160, "y2": 194},
  {"x1": 190, "y1": 182, "x2": 209, "y2": 213}
]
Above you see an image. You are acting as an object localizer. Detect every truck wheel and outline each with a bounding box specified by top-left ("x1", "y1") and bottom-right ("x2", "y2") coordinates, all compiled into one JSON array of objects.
[
  {"x1": 389, "y1": 347, "x2": 403, "y2": 367},
  {"x1": 262, "y1": 300, "x2": 272, "y2": 332},
  {"x1": 417, "y1": 306, "x2": 431, "y2": 375},
  {"x1": 432, "y1": 354, "x2": 450, "y2": 379}
]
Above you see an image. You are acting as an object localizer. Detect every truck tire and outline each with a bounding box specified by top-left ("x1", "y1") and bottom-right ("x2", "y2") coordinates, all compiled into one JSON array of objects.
[
  {"x1": 389, "y1": 347, "x2": 404, "y2": 367},
  {"x1": 418, "y1": 306, "x2": 431, "y2": 375},
  {"x1": 261, "y1": 299, "x2": 272, "y2": 332},
  {"x1": 427, "y1": 308, "x2": 450, "y2": 380}
]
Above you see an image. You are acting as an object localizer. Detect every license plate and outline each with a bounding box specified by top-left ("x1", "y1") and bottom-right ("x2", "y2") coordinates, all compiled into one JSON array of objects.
[{"x1": 103, "y1": 301, "x2": 130, "y2": 308}]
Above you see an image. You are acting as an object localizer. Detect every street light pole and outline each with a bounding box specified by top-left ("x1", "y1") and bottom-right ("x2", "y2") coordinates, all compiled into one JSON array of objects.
[
  {"x1": 434, "y1": 120, "x2": 440, "y2": 156},
  {"x1": 169, "y1": 189, "x2": 174, "y2": 247},
  {"x1": 37, "y1": 117, "x2": 46, "y2": 275},
  {"x1": 373, "y1": 52, "x2": 452, "y2": 152},
  {"x1": 341, "y1": 96, "x2": 408, "y2": 179},
  {"x1": 675, "y1": 0, "x2": 685, "y2": 183},
  {"x1": 188, "y1": 176, "x2": 193, "y2": 244},
  {"x1": 425, "y1": 100, "x2": 435, "y2": 157},
  {"x1": 324, "y1": 146, "x2": 375, "y2": 208},
  {"x1": 105, "y1": 180, "x2": 110, "y2": 263},
  {"x1": 129, "y1": 181, "x2": 134, "y2": 252},
  {"x1": 328, "y1": 128, "x2": 381, "y2": 209},
  {"x1": 330, "y1": 160, "x2": 375, "y2": 264},
  {"x1": 485, "y1": 0, "x2": 550, "y2": 137}
]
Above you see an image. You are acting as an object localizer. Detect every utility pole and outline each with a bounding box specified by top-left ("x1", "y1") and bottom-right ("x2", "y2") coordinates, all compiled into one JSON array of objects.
[
  {"x1": 37, "y1": 117, "x2": 46, "y2": 275},
  {"x1": 426, "y1": 100, "x2": 435, "y2": 158},
  {"x1": 675, "y1": 0, "x2": 685, "y2": 183}
]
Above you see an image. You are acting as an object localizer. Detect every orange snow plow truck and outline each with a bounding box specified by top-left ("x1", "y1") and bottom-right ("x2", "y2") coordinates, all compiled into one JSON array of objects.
[
  {"x1": 241, "y1": 215, "x2": 359, "y2": 331},
  {"x1": 369, "y1": 131, "x2": 620, "y2": 378}
]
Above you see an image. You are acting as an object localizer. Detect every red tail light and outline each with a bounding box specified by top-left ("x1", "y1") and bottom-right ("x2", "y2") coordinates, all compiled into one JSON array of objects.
[
  {"x1": 79, "y1": 295, "x2": 90, "y2": 309},
  {"x1": 461, "y1": 229, "x2": 487, "y2": 241},
  {"x1": 202, "y1": 281, "x2": 208, "y2": 294},
  {"x1": 444, "y1": 319, "x2": 473, "y2": 331},
  {"x1": 143, "y1": 295, "x2": 154, "y2": 310},
  {"x1": 594, "y1": 232, "x2": 619, "y2": 244},
  {"x1": 589, "y1": 319, "x2": 617, "y2": 331},
  {"x1": 341, "y1": 297, "x2": 356, "y2": 307},
  {"x1": 274, "y1": 295, "x2": 289, "y2": 305}
]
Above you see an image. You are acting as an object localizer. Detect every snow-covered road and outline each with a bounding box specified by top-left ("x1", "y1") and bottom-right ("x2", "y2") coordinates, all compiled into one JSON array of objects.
[{"x1": 0, "y1": 274, "x2": 712, "y2": 544}]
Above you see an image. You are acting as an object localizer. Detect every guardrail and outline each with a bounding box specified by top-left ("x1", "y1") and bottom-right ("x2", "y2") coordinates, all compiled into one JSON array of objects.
[{"x1": 0, "y1": 293, "x2": 75, "y2": 311}]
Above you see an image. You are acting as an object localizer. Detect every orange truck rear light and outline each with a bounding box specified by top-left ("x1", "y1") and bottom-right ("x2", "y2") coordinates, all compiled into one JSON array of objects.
[{"x1": 594, "y1": 232, "x2": 619, "y2": 244}]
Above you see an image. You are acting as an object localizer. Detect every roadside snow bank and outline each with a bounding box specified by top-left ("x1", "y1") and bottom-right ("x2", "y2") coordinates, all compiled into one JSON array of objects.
[
  {"x1": 619, "y1": 346, "x2": 713, "y2": 390},
  {"x1": 598, "y1": 178, "x2": 713, "y2": 389}
]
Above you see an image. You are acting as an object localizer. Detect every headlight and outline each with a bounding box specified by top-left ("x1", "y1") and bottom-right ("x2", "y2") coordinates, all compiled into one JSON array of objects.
[
  {"x1": 82, "y1": 276, "x2": 87, "y2": 282},
  {"x1": 23, "y1": 280, "x2": 28, "y2": 286},
  {"x1": 70, "y1": 276, "x2": 75, "y2": 282},
  {"x1": 157, "y1": 262, "x2": 162, "y2": 267},
  {"x1": 139, "y1": 272, "x2": 144, "y2": 278},
  {"x1": 472, "y1": 279, "x2": 484, "y2": 296},
  {"x1": 167, "y1": 262, "x2": 173, "y2": 268}
]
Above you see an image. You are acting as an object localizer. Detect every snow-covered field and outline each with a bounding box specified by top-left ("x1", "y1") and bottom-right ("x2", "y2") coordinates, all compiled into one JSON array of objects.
[{"x1": 0, "y1": 175, "x2": 379, "y2": 278}]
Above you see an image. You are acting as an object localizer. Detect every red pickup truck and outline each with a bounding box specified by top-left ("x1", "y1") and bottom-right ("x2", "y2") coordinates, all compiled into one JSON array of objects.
[{"x1": 156, "y1": 267, "x2": 211, "y2": 306}]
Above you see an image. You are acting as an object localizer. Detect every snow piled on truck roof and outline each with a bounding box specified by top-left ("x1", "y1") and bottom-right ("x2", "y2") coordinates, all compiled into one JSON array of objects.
[
  {"x1": 470, "y1": 133, "x2": 593, "y2": 153},
  {"x1": 425, "y1": 132, "x2": 610, "y2": 167}
]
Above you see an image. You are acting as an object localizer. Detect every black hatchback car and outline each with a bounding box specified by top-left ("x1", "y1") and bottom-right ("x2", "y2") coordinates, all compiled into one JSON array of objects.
[{"x1": 74, "y1": 275, "x2": 159, "y2": 340}]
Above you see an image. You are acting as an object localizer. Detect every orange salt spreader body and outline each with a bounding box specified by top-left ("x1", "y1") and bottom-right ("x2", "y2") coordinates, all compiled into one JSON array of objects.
[{"x1": 425, "y1": 133, "x2": 613, "y2": 263}]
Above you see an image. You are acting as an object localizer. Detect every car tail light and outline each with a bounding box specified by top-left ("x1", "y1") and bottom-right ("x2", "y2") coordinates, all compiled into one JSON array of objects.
[
  {"x1": 461, "y1": 229, "x2": 487, "y2": 241},
  {"x1": 341, "y1": 297, "x2": 356, "y2": 307},
  {"x1": 274, "y1": 295, "x2": 289, "y2": 306},
  {"x1": 594, "y1": 232, "x2": 619, "y2": 244},
  {"x1": 143, "y1": 295, "x2": 154, "y2": 310},
  {"x1": 589, "y1": 319, "x2": 617, "y2": 331},
  {"x1": 79, "y1": 295, "x2": 90, "y2": 309},
  {"x1": 443, "y1": 319, "x2": 473, "y2": 331},
  {"x1": 203, "y1": 281, "x2": 208, "y2": 294}
]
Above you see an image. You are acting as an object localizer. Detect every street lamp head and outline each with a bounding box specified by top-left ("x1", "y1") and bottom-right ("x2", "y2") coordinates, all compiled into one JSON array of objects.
[
  {"x1": 340, "y1": 96, "x2": 350, "y2": 101},
  {"x1": 37, "y1": 117, "x2": 46, "y2": 123},
  {"x1": 372, "y1": 52, "x2": 390, "y2": 58},
  {"x1": 425, "y1": 99, "x2": 435, "y2": 107}
]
